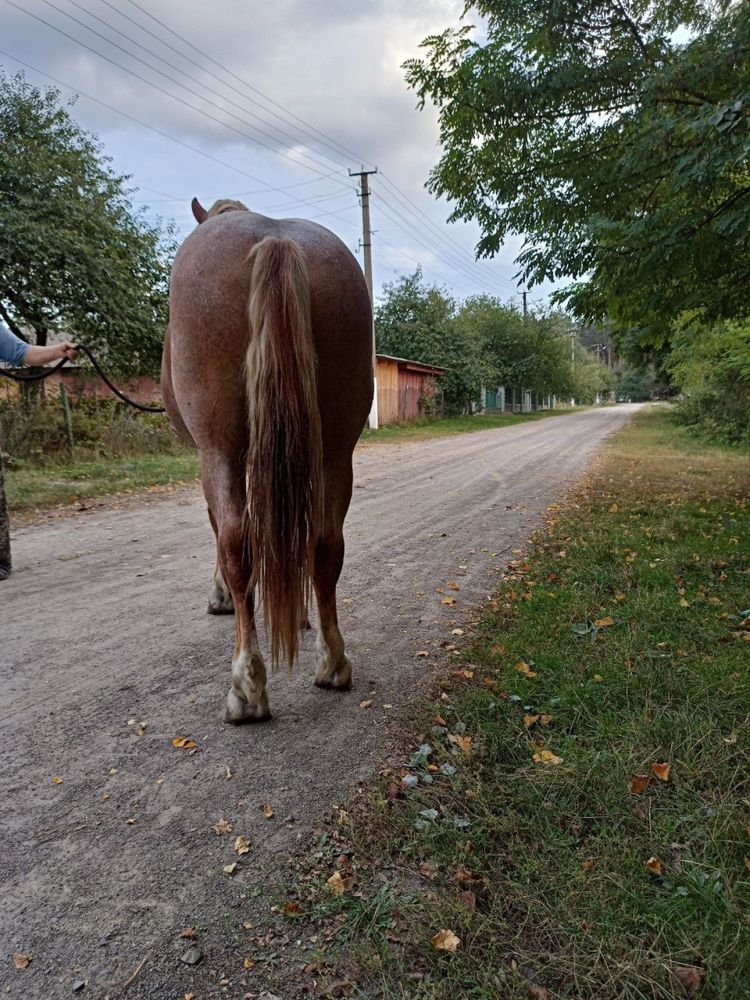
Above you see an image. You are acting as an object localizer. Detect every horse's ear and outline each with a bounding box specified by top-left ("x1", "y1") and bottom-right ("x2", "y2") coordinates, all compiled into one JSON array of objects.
[{"x1": 191, "y1": 197, "x2": 207, "y2": 224}]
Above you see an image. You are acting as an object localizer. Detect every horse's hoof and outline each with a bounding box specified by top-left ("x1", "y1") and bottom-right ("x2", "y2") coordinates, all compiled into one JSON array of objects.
[
  {"x1": 314, "y1": 657, "x2": 353, "y2": 691},
  {"x1": 208, "y1": 600, "x2": 235, "y2": 615},
  {"x1": 0, "y1": 564, "x2": 10, "y2": 581},
  {"x1": 224, "y1": 690, "x2": 271, "y2": 724}
]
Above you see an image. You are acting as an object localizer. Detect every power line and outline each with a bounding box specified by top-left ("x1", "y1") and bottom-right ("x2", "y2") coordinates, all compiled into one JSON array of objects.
[
  {"x1": 60, "y1": 0, "x2": 354, "y2": 177},
  {"x1": 117, "y1": 0, "x2": 375, "y2": 170},
  {"x1": 18, "y1": 0, "x2": 353, "y2": 186}
]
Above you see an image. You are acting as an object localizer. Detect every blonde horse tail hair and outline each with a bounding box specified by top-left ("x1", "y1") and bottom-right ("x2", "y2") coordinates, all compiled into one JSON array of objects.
[{"x1": 245, "y1": 236, "x2": 322, "y2": 668}]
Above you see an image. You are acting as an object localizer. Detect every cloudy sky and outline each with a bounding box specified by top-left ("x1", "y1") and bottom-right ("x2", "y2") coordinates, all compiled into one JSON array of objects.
[{"x1": 2, "y1": 0, "x2": 536, "y2": 306}]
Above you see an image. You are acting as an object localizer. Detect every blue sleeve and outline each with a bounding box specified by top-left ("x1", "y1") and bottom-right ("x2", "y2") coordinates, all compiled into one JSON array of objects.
[{"x1": 0, "y1": 324, "x2": 30, "y2": 366}]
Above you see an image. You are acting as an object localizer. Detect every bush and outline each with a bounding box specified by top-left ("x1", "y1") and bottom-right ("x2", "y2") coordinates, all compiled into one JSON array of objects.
[
  {"x1": 668, "y1": 316, "x2": 750, "y2": 446},
  {"x1": 0, "y1": 396, "x2": 185, "y2": 466}
]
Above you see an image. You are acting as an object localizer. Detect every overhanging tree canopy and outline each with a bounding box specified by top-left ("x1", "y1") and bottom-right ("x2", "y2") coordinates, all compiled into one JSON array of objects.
[
  {"x1": 404, "y1": 1, "x2": 750, "y2": 352},
  {"x1": 0, "y1": 71, "x2": 175, "y2": 375}
]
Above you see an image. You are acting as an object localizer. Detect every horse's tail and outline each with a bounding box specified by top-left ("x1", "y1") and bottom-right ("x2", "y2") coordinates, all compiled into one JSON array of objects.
[{"x1": 245, "y1": 236, "x2": 323, "y2": 669}]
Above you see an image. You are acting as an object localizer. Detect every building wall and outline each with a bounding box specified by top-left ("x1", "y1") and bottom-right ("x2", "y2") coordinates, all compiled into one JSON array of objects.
[{"x1": 375, "y1": 357, "x2": 400, "y2": 425}]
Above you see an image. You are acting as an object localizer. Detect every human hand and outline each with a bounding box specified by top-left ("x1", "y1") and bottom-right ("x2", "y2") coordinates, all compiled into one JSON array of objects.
[{"x1": 57, "y1": 340, "x2": 80, "y2": 361}]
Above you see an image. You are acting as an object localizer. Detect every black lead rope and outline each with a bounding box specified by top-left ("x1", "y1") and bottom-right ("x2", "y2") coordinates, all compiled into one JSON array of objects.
[{"x1": 0, "y1": 344, "x2": 166, "y2": 414}]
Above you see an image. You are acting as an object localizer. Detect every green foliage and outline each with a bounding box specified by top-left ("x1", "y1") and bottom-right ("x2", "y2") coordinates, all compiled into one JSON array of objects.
[
  {"x1": 375, "y1": 272, "x2": 611, "y2": 411},
  {"x1": 404, "y1": 1, "x2": 750, "y2": 353},
  {"x1": 668, "y1": 315, "x2": 750, "y2": 445},
  {"x1": 0, "y1": 71, "x2": 175, "y2": 375},
  {"x1": 375, "y1": 269, "x2": 483, "y2": 414}
]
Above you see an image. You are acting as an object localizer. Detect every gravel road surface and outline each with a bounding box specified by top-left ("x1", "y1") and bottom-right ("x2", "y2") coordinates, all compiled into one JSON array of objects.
[{"x1": 1, "y1": 405, "x2": 638, "y2": 998}]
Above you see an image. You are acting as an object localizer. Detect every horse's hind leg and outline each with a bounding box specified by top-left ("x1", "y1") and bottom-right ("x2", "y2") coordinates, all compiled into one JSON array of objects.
[
  {"x1": 206, "y1": 508, "x2": 234, "y2": 615},
  {"x1": 203, "y1": 456, "x2": 270, "y2": 723},
  {"x1": 313, "y1": 461, "x2": 354, "y2": 690},
  {"x1": 312, "y1": 530, "x2": 352, "y2": 690}
]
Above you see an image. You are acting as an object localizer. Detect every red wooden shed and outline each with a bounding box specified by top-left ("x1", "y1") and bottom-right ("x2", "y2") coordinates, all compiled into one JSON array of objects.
[{"x1": 375, "y1": 354, "x2": 447, "y2": 426}]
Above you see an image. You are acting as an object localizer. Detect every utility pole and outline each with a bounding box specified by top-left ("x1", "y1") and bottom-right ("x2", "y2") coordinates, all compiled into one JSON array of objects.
[
  {"x1": 350, "y1": 166, "x2": 378, "y2": 429},
  {"x1": 522, "y1": 287, "x2": 528, "y2": 320}
]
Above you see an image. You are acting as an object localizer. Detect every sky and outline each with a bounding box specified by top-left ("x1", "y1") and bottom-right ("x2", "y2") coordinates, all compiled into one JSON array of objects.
[{"x1": 1, "y1": 0, "x2": 541, "y2": 307}]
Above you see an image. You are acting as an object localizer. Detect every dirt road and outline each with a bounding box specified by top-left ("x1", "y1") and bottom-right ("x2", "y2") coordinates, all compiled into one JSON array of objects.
[{"x1": 1, "y1": 405, "x2": 638, "y2": 998}]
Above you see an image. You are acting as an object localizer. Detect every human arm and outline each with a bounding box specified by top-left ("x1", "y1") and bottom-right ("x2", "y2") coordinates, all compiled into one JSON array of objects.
[{"x1": 21, "y1": 341, "x2": 79, "y2": 365}]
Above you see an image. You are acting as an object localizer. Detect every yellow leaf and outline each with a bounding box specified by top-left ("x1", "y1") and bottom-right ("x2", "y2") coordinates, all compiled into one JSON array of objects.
[
  {"x1": 629, "y1": 775, "x2": 650, "y2": 795},
  {"x1": 243, "y1": 958, "x2": 255, "y2": 970},
  {"x1": 651, "y1": 762, "x2": 671, "y2": 782},
  {"x1": 262, "y1": 803, "x2": 274, "y2": 819},
  {"x1": 234, "y1": 835, "x2": 251, "y2": 856},
  {"x1": 222, "y1": 862, "x2": 238, "y2": 875},
  {"x1": 524, "y1": 714, "x2": 540, "y2": 728},
  {"x1": 51, "y1": 776, "x2": 63, "y2": 784},
  {"x1": 225, "y1": 767, "x2": 233, "y2": 779},
  {"x1": 679, "y1": 597, "x2": 690, "y2": 608},
  {"x1": 172, "y1": 736, "x2": 197, "y2": 749},
  {"x1": 593, "y1": 616, "x2": 614, "y2": 627},
  {"x1": 452, "y1": 628, "x2": 465, "y2": 637},
  {"x1": 533, "y1": 749, "x2": 563, "y2": 765},
  {"x1": 614, "y1": 592, "x2": 626, "y2": 602},
  {"x1": 12, "y1": 953, "x2": 31, "y2": 969},
  {"x1": 515, "y1": 660, "x2": 537, "y2": 678},
  {"x1": 447, "y1": 581, "x2": 461, "y2": 590},
  {"x1": 212, "y1": 818, "x2": 233, "y2": 835},
  {"x1": 540, "y1": 715, "x2": 553, "y2": 726},
  {"x1": 242, "y1": 921, "x2": 253, "y2": 930},
  {"x1": 581, "y1": 859, "x2": 595, "y2": 872},
  {"x1": 430, "y1": 929, "x2": 460, "y2": 953},
  {"x1": 646, "y1": 856, "x2": 663, "y2": 876},
  {"x1": 441, "y1": 596, "x2": 456, "y2": 605},
  {"x1": 593, "y1": 674, "x2": 604, "y2": 683},
  {"x1": 448, "y1": 733, "x2": 473, "y2": 756},
  {"x1": 327, "y1": 871, "x2": 345, "y2": 896},
  {"x1": 608, "y1": 503, "x2": 619, "y2": 513}
]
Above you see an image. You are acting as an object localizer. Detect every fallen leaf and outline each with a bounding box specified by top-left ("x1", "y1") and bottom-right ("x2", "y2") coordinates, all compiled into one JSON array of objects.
[
  {"x1": 243, "y1": 958, "x2": 255, "y2": 970},
  {"x1": 451, "y1": 628, "x2": 465, "y2": 637},
  {"x1": 359, "y1": 699, "x2": 373, "y2": 709},
  {"x1": 222, "y1": 862, "x2": 238, "y2": 875},
  {"x1": 646, "y1": 856, "x2": 663, "y2": 876},
  {"x1": 283, "y1": 901, "x2": 301, "y2": 916},
  {"x1": 540, "y1": 714, "x2": 553, "y2": 725},
  {"x1": 490, "y1": 644, "x2": 506, "y2": 655},
  {"x1": 672, "y1": 965, "x2": 705, "y2": 996},
  {"x1": 430, "y1": 929, "x2": 460, "y2": 953},
  {"x1": 212, "y1": 818, "x2": 233, "y2": 835},
  {"x1": 12, "y1": 954, "x2": 31, "y2": 969},
  {"x1": 524, "y1": 714, "x2": 540, "y2": 728},
  {"x1": 415, "y1": 650, "x2": 430, "y2": 657},
  {"x1": 234, "y1": 835, "x2": 251, "y2": 856},
  {"x1": 515, "y1": 660, "x2": 537, "y2": 678},
  {"x1": 651, "y1": 762, "x2": 671, "y2": 782},
  {"x1": 51, "y1": 776, "x2": 63, "y2": 784},
  {"x1": 608, "y1": 502, "x2": 619, "y2": 513},
  {"x1": 178, "y1": 928, "x2": 197, "y2": 939},
  {"x1": 172, "y1": 736, "x2": 197, "y2": 750},
  {"x1": 447, "y1": 581, "x2": 460, "y2": 590},
  {"x1": 630, "y1": 775, "x2": 650, "y2": 795},
  {"x1": 126, "y1": 817, "x2": 137, "y2": 825},
  {"x1": 593, "y1": 674, "x2": 604, "y2": 683},
  {"x1": 594, "y1": 616, "x2": 615, "y2": 627},
  {"x1": 262, "y1": 803, "x2": 274, "y2": 819},
  {"x1": 581, "y1": 859, "x2": 595, "y2": 872},
  {"x1": 441, "y1": 596, "x2": 456, "y2": 605},
  {"x1": 327, "y1": 871, "x2": 345, "y2": 896},
  {"x1": 224, "y1": 766, "x2": 233, "y2": 779},
  {"x1": 533, "y1": 750, "x2": 563, "y2": 765},
  {"x1": 448, "y1": 733, "x2": 473, "y2": 756},
  {"x1": 679, "y1": 597, "x2": 690, "y2": 608}
]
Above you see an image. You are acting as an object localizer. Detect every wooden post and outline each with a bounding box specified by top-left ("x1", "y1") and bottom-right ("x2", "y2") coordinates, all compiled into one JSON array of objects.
[{"x1": 60, "y1": 382, "x2": 74, "y2": 456}]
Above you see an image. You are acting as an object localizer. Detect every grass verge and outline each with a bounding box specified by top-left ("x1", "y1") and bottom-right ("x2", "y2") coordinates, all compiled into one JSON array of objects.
[
  {"x1": 5, "y1": 406, "x2": 578, "y2": 512},
  {"x1": 5, "y1": 451, "x2": 199, "y2": 512},
  {"x1": 292, "y1": 407, "x2": 750, "y2": 999}
]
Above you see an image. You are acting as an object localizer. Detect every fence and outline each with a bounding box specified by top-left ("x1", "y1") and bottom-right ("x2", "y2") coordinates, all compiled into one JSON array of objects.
[{"x1": 481, "y1": 386, "x2": 556, "y2": 414}]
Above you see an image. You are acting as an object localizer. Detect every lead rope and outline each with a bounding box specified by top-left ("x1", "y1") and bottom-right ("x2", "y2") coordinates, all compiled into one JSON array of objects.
[{"x1": 0, "y1": 344, "x2": 166, "y2": 413}]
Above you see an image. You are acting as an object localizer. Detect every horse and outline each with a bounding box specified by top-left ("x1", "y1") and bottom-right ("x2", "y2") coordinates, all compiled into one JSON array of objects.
[{"x1": 161, "y1": 197, "x2": 373, "y2": 723}]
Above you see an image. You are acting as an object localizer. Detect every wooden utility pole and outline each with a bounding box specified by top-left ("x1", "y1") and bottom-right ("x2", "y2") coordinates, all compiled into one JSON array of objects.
[{"x1": 350, "y1": 166, "x2": 378, "y2": 429}]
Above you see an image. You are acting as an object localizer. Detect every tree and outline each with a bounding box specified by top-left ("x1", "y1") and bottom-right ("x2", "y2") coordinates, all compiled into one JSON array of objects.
[
  {"x1": 375, "y1": 269, "x2": 485, "y2": 413},
  {"x1": 0, "y1": 71, "x2": 175, "y2": 375},
  {"x1": 404, "y1": 1, "x2": 750, "y2": 354}
]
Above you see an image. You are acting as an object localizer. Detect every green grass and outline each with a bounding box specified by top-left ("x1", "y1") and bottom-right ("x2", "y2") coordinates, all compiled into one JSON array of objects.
[
  {"x1": 5, "y1": 450, "x2": 199, "y2": 512},
  {"x1": 5, "y1": 406, "x2": 581, "y2": 513},
  {"x1": 359, "y1": 406, "x2": 579, "y2": 444},
  {"x1": 301, "y1": 406, "x2": 750, "y2": 999}
]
